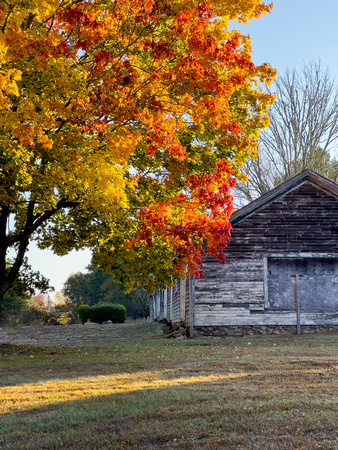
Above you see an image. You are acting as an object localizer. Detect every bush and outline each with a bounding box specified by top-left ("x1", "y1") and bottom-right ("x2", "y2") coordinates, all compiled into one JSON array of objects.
[
  {"x1": 22, "y1": 305, "x2": 60, "y2": 325},
  {"x1": 0, "y1": 295, "x2": 28, "y2": 325},
  {"x1": 78, "y1": 304, "x2": 90, "y2": 323},
  {"x1": 112, "y1": 304, "x2": 127, "y2": 323},
  {"x1": 88, "y1": 303, "x2": 112, "y2": 324},
  {"x1": 89, "y1": 303, "x2": 126, "y2": 324}
]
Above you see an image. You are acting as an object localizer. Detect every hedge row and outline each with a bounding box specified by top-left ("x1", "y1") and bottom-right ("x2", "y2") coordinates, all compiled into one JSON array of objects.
[{"x1": 78, "y1": 303, "x2": 126, "y2": 324}]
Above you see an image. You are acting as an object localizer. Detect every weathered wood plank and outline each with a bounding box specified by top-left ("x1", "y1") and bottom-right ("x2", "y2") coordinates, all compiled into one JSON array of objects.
[
  {"x1": 194, "y1": 310, "x2": 338, "y2": 326},
  {"x1": 193, "y1": 179, "x2": 338, "y2": 328}
]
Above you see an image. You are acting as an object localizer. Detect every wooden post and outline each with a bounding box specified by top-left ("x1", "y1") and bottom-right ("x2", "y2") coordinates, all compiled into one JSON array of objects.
[
  {"x1": 189, "y1": 275, "x2": 194, "y2": 338},
  {"x1": 180, "y1": 278, "x2": 186, "y2": 324},
  {"x1": 291, "y1": 274, "x2": 301, "y2": 335}
]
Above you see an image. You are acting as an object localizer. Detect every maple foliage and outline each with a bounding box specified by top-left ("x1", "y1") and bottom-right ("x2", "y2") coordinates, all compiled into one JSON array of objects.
[{"x1": 0, "y1": 0, "x2": 276, "y2": 299}]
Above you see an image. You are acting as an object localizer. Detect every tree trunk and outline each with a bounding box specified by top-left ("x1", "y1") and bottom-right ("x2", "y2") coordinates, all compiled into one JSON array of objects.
[
  {"x1": 0, "y1": 204, "x2": 10, "y2": 307},
  {"x1": 0, "y1": 202, "x2": 31, "y2": 306},
  {"x1": 0, "y1": 238, "x2": 29, "y2": 307}
]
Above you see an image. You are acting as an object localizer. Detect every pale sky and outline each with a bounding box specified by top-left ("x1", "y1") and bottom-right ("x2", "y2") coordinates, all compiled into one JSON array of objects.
[{"x1": 25, "y1": 0, "x2": 338, "y2": 294}]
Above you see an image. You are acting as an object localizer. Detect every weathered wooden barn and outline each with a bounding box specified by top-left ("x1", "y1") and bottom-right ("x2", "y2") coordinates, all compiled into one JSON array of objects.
[{"x1": 151, "y1": 170, "x2": 338, "y2": 336}]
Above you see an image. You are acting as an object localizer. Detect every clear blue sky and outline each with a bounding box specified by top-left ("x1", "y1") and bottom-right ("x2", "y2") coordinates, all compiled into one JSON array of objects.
[
  {"x1": 235, "y1": 0, "x2": 338, "y2": 79},
  {"x1": 27, "y1": 0, "x2": 338, "y2": 294}
]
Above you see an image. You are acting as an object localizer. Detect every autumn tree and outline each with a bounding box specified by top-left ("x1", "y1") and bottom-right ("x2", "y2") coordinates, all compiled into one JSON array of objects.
[
  {"x1": 234, "y1": 61, "x2": 338, "y2": 205},
  {"x1": 0, "y1": 0, "x2": 276, "y2": 304}
]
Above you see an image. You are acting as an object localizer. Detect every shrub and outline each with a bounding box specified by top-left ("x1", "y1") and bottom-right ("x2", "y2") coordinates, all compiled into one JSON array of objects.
[
  {"x1": 89, "y1": 303, "x2": 113, "y2": 324},
  {"x1": 78, "y1": 304, "x2": 90, "y2": 323},
  {"x1": 22, "y1": 305, "x2": 60, "y2": 325},
  {"x1": 0, "y1": 294, "x2": 28, "y2": 324},
  {"x1": 89, "y1": 303, "x2": 126, "y2": 324},
  {"x1": 113, "y1": 304, "x2": 127, "y2": 323}
]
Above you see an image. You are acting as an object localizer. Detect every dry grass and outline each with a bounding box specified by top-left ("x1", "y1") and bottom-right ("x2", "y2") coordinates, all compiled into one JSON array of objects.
[{"x1": 0, "y1": 324, "x2": 337, "y2": 449}]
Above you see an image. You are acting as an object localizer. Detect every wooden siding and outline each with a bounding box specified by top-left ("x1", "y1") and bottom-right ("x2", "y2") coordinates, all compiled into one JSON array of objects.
[
  {"x1": 228, "y1": 182, "x2": 338, "y2": 254},
  {"x1": 171, "y1": 280, "x2": 181, "y2": 324},
  {"x1": 151, "y1": 276, "x2": 193, "y2": 326},
  {"x1": 195, "y1": 181, "x2": 338, "y2": 327},
  {"x1": 185, "y1": 276, "x2": 190, "y2": 326},
  {"x1": 167, "y1": 287, "x2": 172, "y2": 320}
]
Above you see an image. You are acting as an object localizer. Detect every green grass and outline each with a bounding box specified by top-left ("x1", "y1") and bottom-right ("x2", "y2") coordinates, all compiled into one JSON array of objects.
[{"x1": 0, "y1": 324, "x2": 337, "y2": 449}]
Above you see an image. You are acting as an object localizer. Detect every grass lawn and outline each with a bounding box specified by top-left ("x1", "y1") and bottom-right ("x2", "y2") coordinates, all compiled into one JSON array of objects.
[{"x1": 0, "y1": 323, "x2": 337, "y2": 449}]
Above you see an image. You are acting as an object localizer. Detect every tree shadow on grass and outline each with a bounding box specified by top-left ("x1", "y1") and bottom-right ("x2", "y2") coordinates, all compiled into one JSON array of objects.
[{"x1": 1, "y1": 371, "x2": 337, "y2": 450}]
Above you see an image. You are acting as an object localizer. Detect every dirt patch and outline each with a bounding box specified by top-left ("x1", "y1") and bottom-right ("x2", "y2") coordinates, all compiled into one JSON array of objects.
[{"x1": 0, "y1": 322, "x2": 163, "y2": 346}]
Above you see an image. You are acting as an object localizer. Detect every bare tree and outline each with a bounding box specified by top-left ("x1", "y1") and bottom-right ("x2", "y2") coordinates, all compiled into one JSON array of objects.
[{"x1": 234, "y1": 61, "x2": 338, "y2": 206}]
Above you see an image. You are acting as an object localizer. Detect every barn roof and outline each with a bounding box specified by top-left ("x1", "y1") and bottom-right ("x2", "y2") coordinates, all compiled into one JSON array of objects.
[{"x1": 231, "y1": 170, "x2": 338, "y2": 225}]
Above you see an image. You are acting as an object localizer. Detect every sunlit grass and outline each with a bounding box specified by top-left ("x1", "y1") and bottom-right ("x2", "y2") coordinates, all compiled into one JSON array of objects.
[{"x1": 1, "y1": 371, "x2": 247, "y2": 413}]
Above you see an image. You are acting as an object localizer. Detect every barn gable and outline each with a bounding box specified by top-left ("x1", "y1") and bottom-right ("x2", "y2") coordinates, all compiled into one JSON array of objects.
[
  {"x1": 228, "y1": 177, "x2": 338, "y2": 254},
  {"x1": 151, "y1": 170, "x2": 338, "y2": 336},
  {"x1": 230, "y1": 169, "x2": 338, "y2": 227}
]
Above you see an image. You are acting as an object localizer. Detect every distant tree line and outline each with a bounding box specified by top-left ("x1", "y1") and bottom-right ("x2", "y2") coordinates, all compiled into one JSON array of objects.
[
  {"x1": 62, "y1": 265, "x2": 150, "y2": 320},
  {"x1": 0, "y1": 261, "x2": 149, "y2": 325}
]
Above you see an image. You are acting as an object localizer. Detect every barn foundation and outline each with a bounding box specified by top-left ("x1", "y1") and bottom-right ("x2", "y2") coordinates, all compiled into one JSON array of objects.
[{"x1": 194, "y1": 325, "x2": 338, "y2": 337}]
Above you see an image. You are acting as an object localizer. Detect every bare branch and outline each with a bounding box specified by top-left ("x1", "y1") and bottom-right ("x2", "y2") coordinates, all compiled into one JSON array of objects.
[{"x1": 234, "y1": 61, "x2": 338, "y2": 206}]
